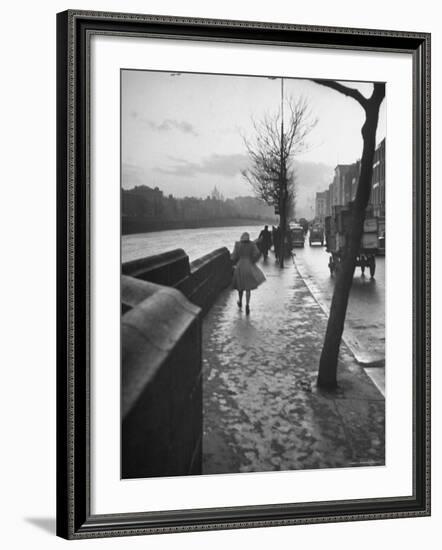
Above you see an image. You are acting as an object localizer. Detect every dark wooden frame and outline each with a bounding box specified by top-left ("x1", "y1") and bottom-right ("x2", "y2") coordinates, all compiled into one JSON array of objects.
[{"x1": 56, "y1": 9, "x2": 431, "y2": 539}]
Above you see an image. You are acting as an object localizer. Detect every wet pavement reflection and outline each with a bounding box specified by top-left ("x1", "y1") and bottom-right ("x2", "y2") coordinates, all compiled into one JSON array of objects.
[{"x1": 202, "y1": 257, "x2": 385, "y2": 475}]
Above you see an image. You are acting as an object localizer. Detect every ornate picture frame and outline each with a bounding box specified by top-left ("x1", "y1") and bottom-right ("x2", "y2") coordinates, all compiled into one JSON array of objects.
[{"x1": 56, "y1": 10, "x2": 430, "y2": 539}]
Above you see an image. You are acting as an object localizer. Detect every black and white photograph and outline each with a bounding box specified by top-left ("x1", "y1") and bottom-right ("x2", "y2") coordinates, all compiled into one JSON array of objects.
[
  {"x1": 0, "y1": 0, "x2": 436, "y2": 546},
  {"x1": 121, "y1": 69, "x2": 386, "y2": 479}
]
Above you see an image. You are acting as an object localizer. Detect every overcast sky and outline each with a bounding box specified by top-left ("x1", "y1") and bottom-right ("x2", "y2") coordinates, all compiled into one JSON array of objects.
[{"x1": 121, "y1": 70, "x2": 386, "y2": 198}]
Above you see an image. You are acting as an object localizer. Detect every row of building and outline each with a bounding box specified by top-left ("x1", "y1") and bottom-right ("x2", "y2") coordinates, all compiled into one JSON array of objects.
[
  {"x1": 122, "y1": 185, "x2": 277, "y2": 222},
  {"x1": 315, "y1": 138, "x2": 385, "y2": 224}
]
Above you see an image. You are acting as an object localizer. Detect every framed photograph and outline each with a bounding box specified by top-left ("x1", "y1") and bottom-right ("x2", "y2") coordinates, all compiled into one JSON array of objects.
[{"x1": 56, "y1": 10, "x2": 431, "y2": 539}]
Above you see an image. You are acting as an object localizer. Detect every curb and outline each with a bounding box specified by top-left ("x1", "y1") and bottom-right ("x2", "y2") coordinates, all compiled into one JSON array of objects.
[{"x1": 293, "y1": 257, "x2": 385, "y2": 397}]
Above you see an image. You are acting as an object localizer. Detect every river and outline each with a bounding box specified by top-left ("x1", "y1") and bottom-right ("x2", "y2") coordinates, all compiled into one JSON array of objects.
[{"x1": 122, "y1": 224, "x2": 267, "y2": 263}]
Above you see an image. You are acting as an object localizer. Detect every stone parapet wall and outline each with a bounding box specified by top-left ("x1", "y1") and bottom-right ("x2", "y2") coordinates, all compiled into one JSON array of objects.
[
  {"x1": 122, "y1": 248, "x2": 190, "y2": 287},
  {"x1": 181, "y1": 248, "x2": 233, "y2": 313},
  {"x1": 121, "y1": 247, "x2": 232, "y2": 479},
  {"x1": 121, "y1": 275, "x2": 202, "y2": 479},
  {"x1": 123, "y1": 247, "x2": 233, "y2": 313}
]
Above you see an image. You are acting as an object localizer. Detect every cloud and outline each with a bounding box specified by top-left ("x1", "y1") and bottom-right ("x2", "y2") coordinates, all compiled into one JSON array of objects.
[
  {"x1": 155, "y1": 120, "x2": 198, "y2": 136},
  {"x1": 130, "y1": 113, "x2": 198, "y2": 136},
  {"x1": 122, "y1": 162, "x2": 146, "y2": 188},
  {"x1": 292, "y1": 160, "x2": 334, "y2": 218},
  {"x1": 155, "y1": 153, "x2": 249, "y2": 178}
]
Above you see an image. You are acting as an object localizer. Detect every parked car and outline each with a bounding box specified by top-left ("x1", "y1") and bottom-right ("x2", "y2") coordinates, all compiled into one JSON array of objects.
[
  {"x1": 309, "y1": 225, "x2": 324, "y2": 246},
  {"x1": 289, "y1": 223, "x2": 305, "y2": 248}
]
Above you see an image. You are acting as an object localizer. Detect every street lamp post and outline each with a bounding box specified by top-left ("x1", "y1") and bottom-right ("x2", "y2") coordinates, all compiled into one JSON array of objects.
[
  {"x1": 279, "y1": 77, "x2": 286, "y2": 267},
  {"x1": 267, "y1": 76, "x2": 286, "y2": 267}
]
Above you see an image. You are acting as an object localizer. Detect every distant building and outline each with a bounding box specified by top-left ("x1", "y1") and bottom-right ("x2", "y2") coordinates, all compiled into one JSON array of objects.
[
  {"x1": 327, "y1": 183, "x2": 333, "y2": 216},
  {"x1": 122, "y1": 185, "x2": 164, "y2": 218},
  {"x1": 315, "y1": 190, "x2": 328, "y2": 224},
  {"x1": 333, "y1": 164, "x2": 358, "y2": 211},
  {"x1": 369, "y1": 138, "x2": 385, "y2": 217},
  {"x1": 211, "y1": 186, "x2": 224, "y2": 202},
  {"x1": 122, "y1": 184, "x2": 276, "y2": 224},
  {"x1": 315, "y1": 139, "x2": 385, "y2": 219}
]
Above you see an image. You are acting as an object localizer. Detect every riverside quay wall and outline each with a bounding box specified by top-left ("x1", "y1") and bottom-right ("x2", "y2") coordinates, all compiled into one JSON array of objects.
[{"x1": 121, "y1": 248, "x2": 232, "y2": 479}]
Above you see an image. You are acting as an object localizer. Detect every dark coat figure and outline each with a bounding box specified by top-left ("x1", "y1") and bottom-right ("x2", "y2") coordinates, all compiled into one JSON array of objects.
[{"x1": 258, "y1": 225, "x2": 272, "y2": 259}]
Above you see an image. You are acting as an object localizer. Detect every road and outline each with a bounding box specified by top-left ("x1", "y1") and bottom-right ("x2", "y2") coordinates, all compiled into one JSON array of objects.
[{"x1": 293, "y1": 233, "x2": 385, "y2": 367}]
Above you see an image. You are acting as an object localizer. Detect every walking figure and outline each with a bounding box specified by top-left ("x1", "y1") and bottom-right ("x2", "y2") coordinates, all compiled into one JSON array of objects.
[
  {"x1": 231, "y1": 232, "x2": 266, "y2": 315},
  {"x1": 257, "y1": 225, "x2": 272, "y2": 260}
]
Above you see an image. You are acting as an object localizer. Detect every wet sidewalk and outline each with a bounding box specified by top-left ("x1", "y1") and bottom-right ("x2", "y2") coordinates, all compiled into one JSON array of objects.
[{"x1": 202, "y1": 256, "x2": 385, "y2": 475}]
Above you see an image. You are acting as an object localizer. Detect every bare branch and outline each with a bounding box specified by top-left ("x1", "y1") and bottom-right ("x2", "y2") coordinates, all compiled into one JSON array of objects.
[
  {"x1": 241, "y1": 95, "x2": 316, "y2": 217},
  {"x1": 312, "y1": 79, "x2": 369, "y2": 109}
]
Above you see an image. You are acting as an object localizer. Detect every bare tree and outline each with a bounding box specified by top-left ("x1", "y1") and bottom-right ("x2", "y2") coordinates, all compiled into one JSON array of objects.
[
  {"x1": 312, "y1": 80, "x2": 386, "y2": 389},
  {"x1": 242, "y1": 95, "x2": 316, "y2": 267}
]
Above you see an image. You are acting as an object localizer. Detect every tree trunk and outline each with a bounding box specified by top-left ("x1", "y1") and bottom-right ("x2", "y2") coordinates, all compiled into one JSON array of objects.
[
  {"x1": 317, "y1": 97, "x2": 383, "y2": 389},
  {"x1": 279, "y1": 194, "x2": 286, "y2": 268}
]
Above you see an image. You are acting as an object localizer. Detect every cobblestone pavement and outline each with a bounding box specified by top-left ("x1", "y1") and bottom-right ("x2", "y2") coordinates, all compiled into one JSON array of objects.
[{"x1": 202, "y1": 256, "x2": 385, "y2": 475}]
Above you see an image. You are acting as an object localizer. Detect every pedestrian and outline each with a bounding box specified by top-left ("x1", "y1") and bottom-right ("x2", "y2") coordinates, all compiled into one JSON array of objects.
[
  {"x1": 258, "y1": 225, "x2": 272, "y2": 259},
  {"x1": 231, "y1": 232, "x2": 266, "y2": 315}
]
